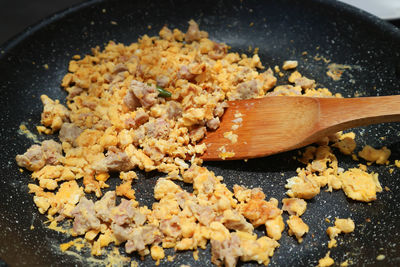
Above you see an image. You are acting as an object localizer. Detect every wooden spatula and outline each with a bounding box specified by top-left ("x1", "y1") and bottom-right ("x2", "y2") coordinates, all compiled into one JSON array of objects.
[{"x1": 201, "y1": 95, "x2": 400, "y2": 161}]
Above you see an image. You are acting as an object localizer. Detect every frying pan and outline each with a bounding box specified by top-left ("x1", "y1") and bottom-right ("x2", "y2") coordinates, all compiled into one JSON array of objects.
[{"x1": 1, "y1": 0, "x2": 400, "y2": 266}]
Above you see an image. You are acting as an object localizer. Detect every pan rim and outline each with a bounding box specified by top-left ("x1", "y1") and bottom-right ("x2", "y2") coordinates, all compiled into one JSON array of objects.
[{"x1": 1, "y1": 0, "x2": 400, "y2": 56}]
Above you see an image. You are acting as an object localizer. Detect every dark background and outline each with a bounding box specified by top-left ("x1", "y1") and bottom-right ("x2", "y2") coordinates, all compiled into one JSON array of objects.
[
  {"x1": 0, "y1": 0, "x2": 85, "y2": 46},
  {"x1": 0, "y1": 0, "x2": 399, "y2": 46}
]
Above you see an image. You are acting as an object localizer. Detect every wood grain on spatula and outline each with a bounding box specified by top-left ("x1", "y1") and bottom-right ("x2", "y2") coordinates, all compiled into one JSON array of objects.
[{"x1": 201, "y1": 95, "x2": 400, "y2": 161}]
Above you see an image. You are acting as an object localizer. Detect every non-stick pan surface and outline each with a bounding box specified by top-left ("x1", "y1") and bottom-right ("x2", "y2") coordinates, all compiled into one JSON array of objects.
[{"x1": 1, "y1": 0, "x2": 400, "y2": 266}]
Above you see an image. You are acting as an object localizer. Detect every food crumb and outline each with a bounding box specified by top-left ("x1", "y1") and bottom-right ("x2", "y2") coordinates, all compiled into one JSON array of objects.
[
  {"x1": 282, "y1": 60, "x2": 298, "y2": 70},
  {"x1": 318, "y1": 251, "x2": 334, "y2": 267},
  {"x1": 395, "y1": 160, "x2": 400, "y2": 168},
  {"x1": 376, "y1": 254, "x2": 385, "y2": 261},
  {"x1": 110, "y1": 21, "x2": 118, "y2": 25},
  {"x1": 223, "y1": 131, "x2": 238, "y2": 144},
  {"x1": 43, "y1": 64, "x2": 49, "y2": 70},
  {"x1": 384, "y1": 186, "x2": 390, "y2": 191}
]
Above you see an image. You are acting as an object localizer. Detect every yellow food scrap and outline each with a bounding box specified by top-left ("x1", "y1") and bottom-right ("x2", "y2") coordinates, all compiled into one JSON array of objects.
[
  {"x1": 358, "y1": 145, "x2": 391, "y2": 164},
  {"x1": 151, "y1": 245, "x2": 165, "y2": 265},
  {"x1": 338, "y1": 168, "x2": 382, "y2": 202},
  {"x1": 282, "y1": 60, "x2": 298, "y2": 70},
  {"x1": 287, "y1": 215, "x2": 309, "y2": 243},
  {"x1": 282, "y1": 198, "x2": 307, "y2": 216},
  {"x1": 326, "y1": 218, "x2": 355, "y2": 248},
  {"x1": 318, "y1": 251, "x2": 334, "y2": 267}
]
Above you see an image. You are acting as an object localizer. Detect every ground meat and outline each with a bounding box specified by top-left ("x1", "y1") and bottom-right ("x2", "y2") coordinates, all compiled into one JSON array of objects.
[
  {"x1": 42, "y1": 140, "x2": 63, "y2": 165},
  {"x1": 16, "y1": 145, "x2": 45, "y2": 171},
  {"x1": 112, "y1": 223, "x2": 133, "y2": 244},
  {"x1": 234, "y1": 80, "x2": 259, "y2": 100},
  {"x1": 66, "y1": 86, "x2": 84, "y2": 99},
  {"x1": 178, "y1": 65, "x2": 196, "y2": 81},
  {"x1": 94, "y1": 191, "x2": 116, "y2": 223},
  {"x1": 156, "y1": 75, "x2": 170, "y2": 88},
  {"x1": 189, "y1": 126, "x2": 207, "y2": 143},
  {"x1": 214, "y1": 102, "x2": 228, "y2": 117},
  {"x1": 206, "y1": 117, "x2": 220, "y2": 130},
  {"x1": 112, "y1": 199, "x2": 146, "y2": 226},
  {"x1": 40, "y1": 95, "x2": 70, "y2": 131},
  {"x1": 59, "y1": 123, "x2": 82, "y2": 146},
  {"x1": 143, "y1": 146, "x2": 164, "y2": 162},
  {"x1": 166, "y1": 101, "x2": 182, "y2": 119},
  {"x1": 133, "y1": 110, "x2": 149, "y2": 128},
  {"x1": 16, "y1": 140, "x2": 63, "y2": 171},
  {"x1": 294, "y1": 77, "x2": 315, "y2": 89},
  {"x1": 145, "y1": 118, "x2": 170, "y2": 139},
  {"x1": 185, "y1": 20, "x2": 207, "y2": 43},
  {"x1": 113, "y1": 63, "x2": 129, "y2": 74},
  {"x1": 211, "y1": 234, "x2": 242, "y2": 267},
  {"x1": 94, "y1": 147, "x2": 134, "y2": 173},
  {"x1": 71, "y1": 197, "x2": 101, "y2": 235},
  {"x1": 190, "y1": 203, "x2": 216, "y2": 225},
  {"x1": 159, "y1": 215, "x2": 181, "y2": 238},
  {"x1": 208, "y1": 42, "x2": 228, "y2": 60},
  {"x1": 223, "y1": 210, "x2": 254, "y2": 233},
  {"x1": 125, "y1": 225, "x2": 160, "y2": 253},
  {"x1": 130, "y1": 80, "x2": 159, "y2": 108},
  {"x1": 123, "y1": 88, "x2": 141, "y2": 111}
]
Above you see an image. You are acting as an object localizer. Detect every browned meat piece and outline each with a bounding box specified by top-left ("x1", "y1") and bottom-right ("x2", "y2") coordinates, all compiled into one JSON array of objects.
[
  {"x1": 189, "y1": 126, "x2": 207, "y2": 143},
  {"x1": 94, "y1": 191, "x2": 116, "y2": 223},
  {"x1": 133, "y1": 110, "x2": 149, "y2": 127},
  {"x1": 71, "y1": 197, "x2": 101, "y2": 236},
  {"x1": 42, "y1": 140, "x2": 63, "y2": 165},
  {"x1": 235, "y1": 80, "x2": 259, "y2": 100},
  {"x1": 211, "y1": 234, "x2": 243, "y2": 267},
  {"x1": 132, "y1": 127, "x2": 145, "y2": 145},
  {"x1": 159, "y1": 215, "x2": 181, "y2": 238},
  {"x1": 112, "y1": 199, "x2": 146, "y2": 226},
  {"x1": 178, "y1": 65, "x2": 196, "y2": 81},
  {"x1": 113, "y1": 63, "x2": 128, "y2": 74},
  {"x1": 184, "y1": 20, "x2": 207, "y2": 43},
  {"x1": 143, "y1": 146, "x2": 164, "y2": 162},
  {"x1": 123, "y1": 89, "x2": 141, "y2": 111},
  {"x1": 295, "y1": 77, "x2": 315, "y2": 89},
  {"x1": 214, "y1": 102, "x2": 228, "y2": 117},
  {"x1": 59, "y1": 123, "x2": 82, "y2": 146},
  {"x1": 190, "y1": 203, "x2": 216, "y2": 225},
  {"x1": 166, "y1": 101, "x2": 182, "y2": 119},
  {"x1": 206, "y1": 117, "x2": 220, "y2": 130},
  {"x1": 145, "y1": 118, "x2": 170, "y2": 139},
  {"x1": 16, "y1": 145, "x2": 45, "y2": 171},
  {"x1": 223, "y1": 210, "x2": 254, "y2": 233},
  {"x1": 130, "y1": 80, "x2": 159, "y2": 108},
  {"x1": 208, "y1": 42, "x2": 228, "y2": 60},
  {"x1": 66, "y1": 86, "x2": 83, "y2": 99},
  {"x1": 156, "y1": 75, "x2": 170, "y2": 88},
  {"x1": 111, "y1": 223, "x2": 133, "y2": 243},
  {"x1": 16, "y1": 140, "x2": 63, "y2": 171},
  {"x1": 93, "y1": 147, "x2": 134, "y2": 172},
  {"x1": 125, "y1": 224, "x2": 161, "y2": 253}
]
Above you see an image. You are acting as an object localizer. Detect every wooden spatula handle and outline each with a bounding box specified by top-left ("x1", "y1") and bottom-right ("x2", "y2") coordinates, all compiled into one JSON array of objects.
[{"x1": 308, "y1": 95, "x2": 400, "y2": 143}]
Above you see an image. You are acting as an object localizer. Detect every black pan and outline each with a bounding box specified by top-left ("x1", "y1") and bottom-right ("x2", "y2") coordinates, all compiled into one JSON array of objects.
[{"x1": 1, "y1": 0, "x2": 400, "y2": 266}]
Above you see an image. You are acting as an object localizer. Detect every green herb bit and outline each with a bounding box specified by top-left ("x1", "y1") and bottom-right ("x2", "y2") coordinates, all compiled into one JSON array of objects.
[{"x1": 156, "y1": 86, "x2": 172, "y2": 98}]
